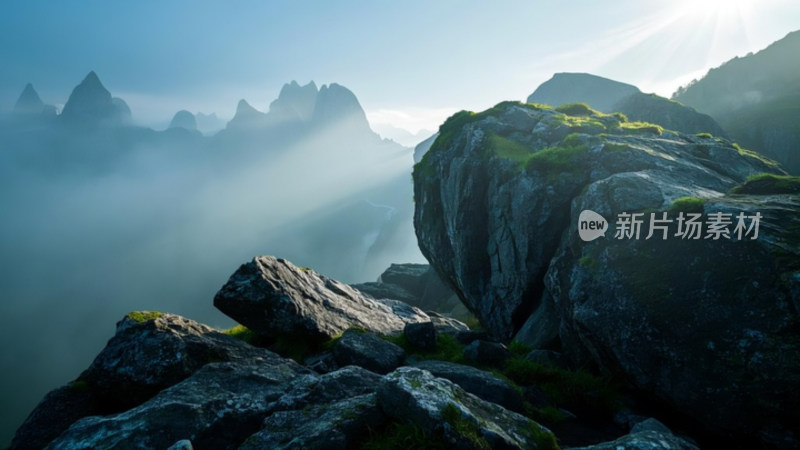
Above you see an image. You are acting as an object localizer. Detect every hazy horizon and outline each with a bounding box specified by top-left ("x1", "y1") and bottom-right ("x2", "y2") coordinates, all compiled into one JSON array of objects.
[{"x1": 2, "y1": 1, "x2": 799, "y2": 134}]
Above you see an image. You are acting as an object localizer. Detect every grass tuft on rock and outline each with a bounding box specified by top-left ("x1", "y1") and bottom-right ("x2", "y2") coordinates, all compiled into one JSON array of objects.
[
  {"x1": 503, "y1": 359, "x2": 620, "y2": 415},
  {"x1": 441, "y1": 403, "x2": 491, "y2": 450},
  {"x1": 668, "y1": 196, "x2": 706, "y2": 214},
  {"x1": 731, "y1": 173, "x2": 800, "y2": 195},
  {"x1": 125, "y1": 311, "x2": 164, "y2": 323}
]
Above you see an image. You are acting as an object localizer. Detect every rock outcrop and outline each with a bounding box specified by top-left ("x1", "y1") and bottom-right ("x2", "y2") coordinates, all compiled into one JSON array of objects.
[
  {"x1": 213, "y1": 256, "x2": 432, "y2": 342},
  {"x1": 413, "y1": 100, "x2": 800, "y2": 443}
]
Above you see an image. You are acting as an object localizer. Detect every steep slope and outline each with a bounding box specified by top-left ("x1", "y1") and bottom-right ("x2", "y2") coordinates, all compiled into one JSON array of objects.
[
  {"x1": 413, "y1": 101, "x2": 799, "y2": 445},
  {"x1": 673, "y1": 30, "x2": 800, "y2": 173}
]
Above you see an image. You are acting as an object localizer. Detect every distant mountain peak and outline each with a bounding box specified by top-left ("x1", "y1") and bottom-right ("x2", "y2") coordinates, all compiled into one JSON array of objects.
[
  {"x1": 13, "y1": 83, "x2": 46, "y2": 114},
  {"x1": 267, "y1": 80, "x2": 318, "y2": 122},
  {"x1": 60, "y1": 71, "x2": 128, "y2": 125},
  {"x1": 169, "y1": 110, "x2": 197, "y2": 130},
  {"x1": 312, "y1": 83, "x2": 370, "y2": 131},
  {"x1": 227, "y1": 99, "x2": 267, "y2": 129},
  {"x1": 528, "y1": 73, "x2": 640, "y2": 112}
]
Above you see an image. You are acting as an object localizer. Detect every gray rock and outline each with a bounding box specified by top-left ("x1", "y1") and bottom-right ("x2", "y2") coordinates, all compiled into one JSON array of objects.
[
  {"x1": 331, "y1": 330, "x2": 405, "y2": 374},
  {"x1": 213, "y1": 256, "x2": 430, "y2": 342},
  {"x1": 569, "y1": 421, "x2": 699, "y2": 450},
  {"x1": 81, "y1": 312, "x2": 276, "y2": 409},
  {"x1": 377, "y1": 367, "x2": 557, "y2": 449},
  {"x1": 414, "y1": 102, "x2": 778, "y2": 341},
  {"x1": 10, "y1": 383, "x2": 97, "y2": 450},
  {"x1": 273, "y1": 365, "x2": 383, "y2": 411},
  {"x1": 167, "y1": 439, "x2": 194, "y2": 450},
  {"x1": 630, "y1": 418, "x2": 673, "y2": 435},
  {"x1": 413, "y1": 101, "x2": 798, "y2": 440},
  {"x1": 46, "y1": 357, "x2": 311, "y2": 450},
  {"x1": 13, "y1": 312, "x2": 273, "y2": 449},
  {"x1": 463, "y1": 340, "x2": 511, "y2": 367},
  {"x1": 239, "y1": 393, "x2": 384, "y2": 450},
  {"x1": 412, "y1": 360, "x2": 524, "y2": 412},
  {"x1": 404, "y1": 321, "x2": 437, "y2": 351},
  {"x1": 427, "y1": 311, "x2": 470, "y2": 336}
]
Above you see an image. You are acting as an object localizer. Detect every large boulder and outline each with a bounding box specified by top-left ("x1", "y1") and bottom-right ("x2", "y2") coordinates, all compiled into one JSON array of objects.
[
  {"x1": 12, "y1": 312, "x2": 274, "y2": 449},
  {"x1": 377, "y1": 367, "x2": 557, "y2": 449},
  {"x1": 413, "y1": 101, "x2": 799, "y2": 442},
  {"x1": 214, "y1": 256, "x2": 430, "y2": 342},
  {"x1": 46, "y1": 357, "x2": 311, "y2": 450}
]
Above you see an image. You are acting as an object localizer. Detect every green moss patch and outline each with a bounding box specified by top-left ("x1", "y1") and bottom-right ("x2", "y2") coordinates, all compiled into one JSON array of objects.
[
  {"x1": 619, "y1": 121, "x2": 664, "y2": 136},
  {"x1": 731, "y1": 173, "x2": 800, "y2": 195},
  {"x1": 441, "y1": 403, "x2": 491, "y2": 450},
  {"x1": 125, "y1": 311, "x2": 164, "y2": 323},
  {"x1": 555, "y1": 102, "x2": 598, "y2": 117},
  {"x1": 488, "y1": 133, "x2": 534, "y2": 166},
  {"x1": 668, "y1": 196, "x2": 706, "y2": 214},
  {"x1": 502, "y1": 359, "x2": 620, "y2": 415}
]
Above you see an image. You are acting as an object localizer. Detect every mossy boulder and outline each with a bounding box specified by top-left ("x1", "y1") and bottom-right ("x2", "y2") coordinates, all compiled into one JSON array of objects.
[{"x1": 413, "y1": 101, "x2": 799, "y2": 445}]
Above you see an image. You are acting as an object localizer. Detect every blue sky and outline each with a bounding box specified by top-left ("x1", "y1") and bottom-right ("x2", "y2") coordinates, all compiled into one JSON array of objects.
[{"x1": 1, "y1": 0, "x2": 798, "y2": 132}]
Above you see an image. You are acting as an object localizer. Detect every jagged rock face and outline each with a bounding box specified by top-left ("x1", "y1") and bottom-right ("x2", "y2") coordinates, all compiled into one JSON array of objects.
[
  {"x1": 59, "y1": 71, "x2": 127, "y2": 125},
  {"x1": 214, "y1": 256, "x2": 430, "y2": 342},
  {"x1": 528, "y1": 73, "x2": 640, "y2": 112},
  {"x1": 377, "y1": 367, "x2": 556, "y2": 449},
  {"x1": 413, "y1": 101, "x2": 799, "y2": 439},
  {"x1": 169, "y1": 110, "x2": 197, "y2": 130}
]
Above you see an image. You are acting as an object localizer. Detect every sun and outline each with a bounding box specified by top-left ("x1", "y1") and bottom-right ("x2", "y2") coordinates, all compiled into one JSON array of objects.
[{"x1": 686, "y1": 0, "x2": 756, "y2": 17}]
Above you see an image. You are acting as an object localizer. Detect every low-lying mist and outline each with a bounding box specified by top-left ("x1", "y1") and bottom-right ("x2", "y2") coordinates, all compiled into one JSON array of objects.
[{"x1": 0, "y1": 114, "x2": 425, "y2": 444}]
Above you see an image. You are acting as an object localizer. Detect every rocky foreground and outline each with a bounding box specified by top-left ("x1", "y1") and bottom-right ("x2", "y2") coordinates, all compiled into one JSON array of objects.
[{"x1": 14, "y1": 256, "x2": 700, "y2": 449}]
